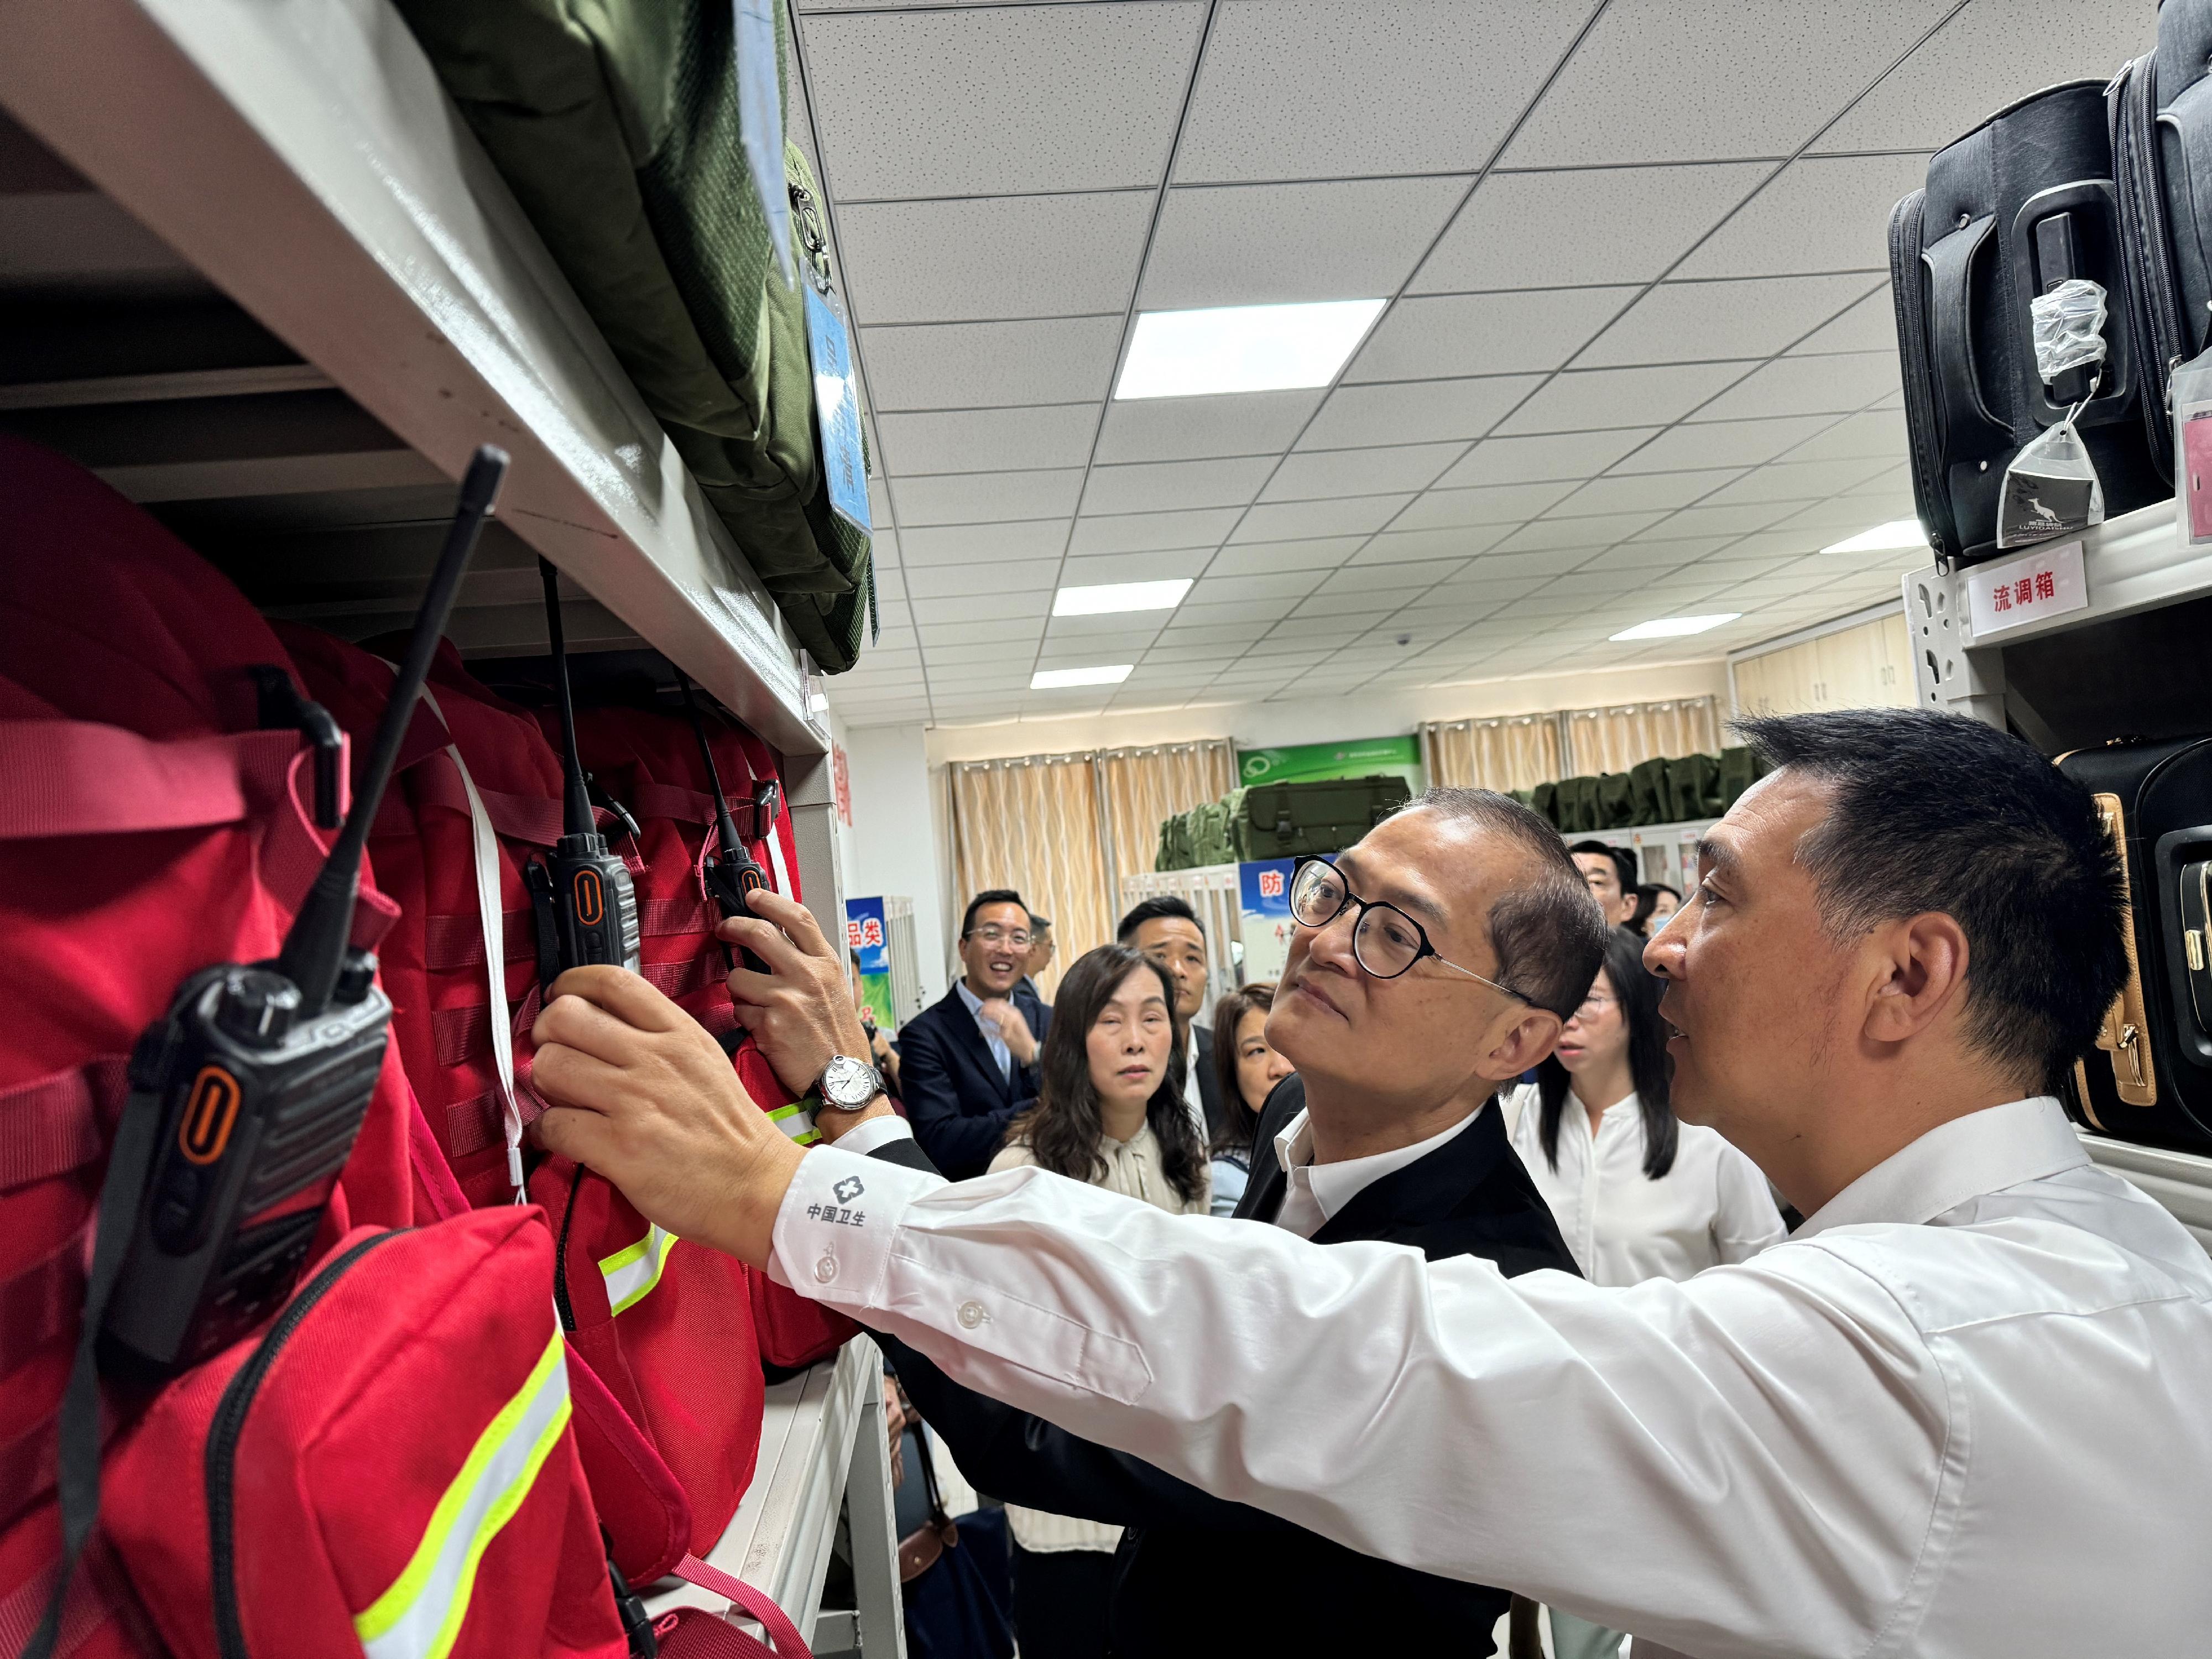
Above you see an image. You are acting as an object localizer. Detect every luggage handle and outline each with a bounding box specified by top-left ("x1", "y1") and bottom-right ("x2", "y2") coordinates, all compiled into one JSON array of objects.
[
  {"x1": 1922, "y1": 214, "x2": 2012, "y2": 456},
  {"x1": 2006, "y1": 180, "x2": 2135, "y2": 425}
]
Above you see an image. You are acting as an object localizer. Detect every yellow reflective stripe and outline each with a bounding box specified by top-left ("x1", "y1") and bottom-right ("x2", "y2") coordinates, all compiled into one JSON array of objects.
[
  {"x1": 597, "y1": 1223, "x2": 677, "y2": 1316},
  {"x1": 768, "y1": 1102, "x2": 819, "y2": 1146},
  {"x1": 354, "y1": 1328, "x2": 571, "y2": 1659}
]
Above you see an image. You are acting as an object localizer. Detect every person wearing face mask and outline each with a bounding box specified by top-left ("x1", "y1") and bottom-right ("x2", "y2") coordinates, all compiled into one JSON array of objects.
[
  {"x1": 1502, "y1": 926, "x2": 1784, "y2": 1659},
  {"x1": 979, "y1": 945, "x2": 1209, "y2": 1659},
  {"x1": 1204, "y1": 982, "x2": 1294, "y2": 1218}
]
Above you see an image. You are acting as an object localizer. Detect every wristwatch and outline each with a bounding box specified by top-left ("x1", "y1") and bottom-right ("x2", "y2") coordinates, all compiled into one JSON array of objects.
[{"x1": 815, "y1": 1054, "x2": 885, "y2": 1112}]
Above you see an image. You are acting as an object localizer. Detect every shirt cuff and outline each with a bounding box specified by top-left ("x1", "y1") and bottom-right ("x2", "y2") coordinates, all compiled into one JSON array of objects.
[
  {"x1": 831, "y1": 1114, "x2": 914, "y2": 1156},
  {"x1": 768, "y1": 1143, "x2": 943, "y2": 1301}
]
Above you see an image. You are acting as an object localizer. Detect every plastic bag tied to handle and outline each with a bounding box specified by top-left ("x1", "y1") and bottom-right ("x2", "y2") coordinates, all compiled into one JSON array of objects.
[
  {"x1": 2030, "y1": 278, "x2": 2110, "y2": 380},
  {"x1": 1999, "y1": 278, "x2": 2110, "y2": 551}
]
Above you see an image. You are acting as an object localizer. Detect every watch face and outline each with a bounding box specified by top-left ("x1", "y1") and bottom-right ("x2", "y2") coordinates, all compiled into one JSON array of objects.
[{"x1": 822, "y1": 1055, "x2": 878, "y2": 1108}]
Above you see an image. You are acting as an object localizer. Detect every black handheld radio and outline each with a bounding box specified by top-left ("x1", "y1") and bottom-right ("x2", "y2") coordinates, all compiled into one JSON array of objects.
[
  {"x1": 526, "y1": 559, "x2": 641, "y2": 975},
  {"x1": 678, "y1": 673, "x2": 771, "y2": 974},
  {"x1": 96, "y1": 447, "x2": 510, "y2": 1378}
]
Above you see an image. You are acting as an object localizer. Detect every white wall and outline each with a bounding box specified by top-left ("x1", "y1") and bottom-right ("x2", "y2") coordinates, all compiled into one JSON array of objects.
[{"x1": 839, "y1": 722, "x2": 951, "y2": 1004}]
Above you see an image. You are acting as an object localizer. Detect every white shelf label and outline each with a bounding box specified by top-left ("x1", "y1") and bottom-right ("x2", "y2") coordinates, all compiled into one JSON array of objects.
[{"x1": 1965, "y1": 539, "x2": 2089, "y2": 640}]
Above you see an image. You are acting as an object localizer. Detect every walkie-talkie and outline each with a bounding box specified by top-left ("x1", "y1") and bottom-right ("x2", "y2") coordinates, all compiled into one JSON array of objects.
[
  {"x1": 677, "y1": 672, "x2": 771, "y2": 974},
  {"x1": 98, "y1": 446, "x2": 509, "y2": 1378},
  {"x1": 526, "y1": 559, "x2": 641, "y2": 975}
]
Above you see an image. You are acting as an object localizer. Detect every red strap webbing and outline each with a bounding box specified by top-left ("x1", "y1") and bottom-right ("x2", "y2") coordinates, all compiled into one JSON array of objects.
[
  {"x1": 670, "y1": 1554, "x2": 814, "y2": 1659},
  {"x1": 0, "y1": 723, "x2": 301, "y2": 841},
  {"x1": 0, "y1": 1217, "x2": 92, "y2": 1378},
  {"x1": 0, "y1": 1059, "x2": 127, "y2": 1191}
]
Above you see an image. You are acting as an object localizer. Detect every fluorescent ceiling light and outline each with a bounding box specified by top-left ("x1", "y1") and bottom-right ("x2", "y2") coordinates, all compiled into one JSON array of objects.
[
  {"x1": 1053, "y1": 578, "x2": 1192, "y2": 617},
  {"x1": 1609, "y1": 613, "x2": 1743, "y2": 641},
  {"x1": 1114, "y1": 300, "x2": 1387, "y2": 400},
  {"x1": 1031, "y1": 664, "x2": 1133, "y2": 690},
  {"x1": 1820, "y1": 519, "x2": 1927, "y2": 555}
]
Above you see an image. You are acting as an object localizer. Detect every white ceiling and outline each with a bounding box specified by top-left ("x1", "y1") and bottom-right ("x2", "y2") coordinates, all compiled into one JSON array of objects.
[{"x1": 789, "y1": 0, "x2": 2152, "y2": 729}]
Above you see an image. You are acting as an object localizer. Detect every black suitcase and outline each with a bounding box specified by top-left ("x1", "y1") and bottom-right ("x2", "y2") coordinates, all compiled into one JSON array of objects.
[
  {"x1": 1889, "y1": 80, "x2": 2168, "y2": 566},
  {"x1": 2109, "y1": 0, "x2": 2212, "y2": 479},
  {"x1": 2056, "y1": 737, "x2": 2212, "y2": 1150}
]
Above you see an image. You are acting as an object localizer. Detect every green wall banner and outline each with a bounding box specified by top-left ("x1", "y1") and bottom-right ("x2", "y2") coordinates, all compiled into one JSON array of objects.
[{"x1": 1237, "y1": 735, "x2": 1423, "y2": 791}]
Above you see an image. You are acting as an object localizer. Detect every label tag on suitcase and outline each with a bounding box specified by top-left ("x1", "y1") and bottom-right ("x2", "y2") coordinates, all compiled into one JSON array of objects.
[
  {"x1": 1997, "y1": 416, "x2": 2103, "y2": 548},
  {"x1": 804, "y1": 281, "x2": 872, "y2": 538},
  {"x1": 2171, "y1": 349, "x2": 2212, "y2": 548}
]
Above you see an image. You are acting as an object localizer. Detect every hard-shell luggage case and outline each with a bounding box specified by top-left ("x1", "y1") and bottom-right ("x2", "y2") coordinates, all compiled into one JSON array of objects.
[
  {"x1": 1235, "y1": 775, "x2": 1412, "y2": 859},
  {"x1": 2056, "y1": 737, "x2": 2212, "y2": 1150},
  {"x1": 1889, "y1": 79, "x2": 2167, "y2": 566}
]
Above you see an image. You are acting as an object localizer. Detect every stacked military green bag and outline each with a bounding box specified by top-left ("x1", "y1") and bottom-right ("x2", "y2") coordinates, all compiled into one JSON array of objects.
[
  {"x1": 1527, "y1": 747, "x2": 1769, "y2": 833},
  {"x1": 394, "y1": 0, "x2": 875, "y2": 671}
]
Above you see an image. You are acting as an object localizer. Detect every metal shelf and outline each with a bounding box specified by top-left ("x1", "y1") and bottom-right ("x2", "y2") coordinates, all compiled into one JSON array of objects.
[
  {"x1": 0, "y1": 0, "x2": 825, "y2": 759},
  {"x1": 646, "y1": 1335, "x2": 905, "y2": 1658},
  {"x1": 2081, "y1": 1132, "x2": 2212, "y2": 1254}
]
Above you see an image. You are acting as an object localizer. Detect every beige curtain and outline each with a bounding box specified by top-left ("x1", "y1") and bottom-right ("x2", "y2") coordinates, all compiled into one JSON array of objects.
[
  {"x1": 1561, "y1": 696, "x2": 1721, "y2": 776},
  {"x1": 1420, "y1": 716, "x2": 1562, "y2": 792},
  {"x1": 946, "y1": 739, "x2": 1234, "y2": 997}
]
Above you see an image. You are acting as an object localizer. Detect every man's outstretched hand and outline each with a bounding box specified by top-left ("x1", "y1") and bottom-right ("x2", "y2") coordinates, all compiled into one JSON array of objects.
[{"x1": 531, "y1": 966, "x2": 800, "y2": 1267}]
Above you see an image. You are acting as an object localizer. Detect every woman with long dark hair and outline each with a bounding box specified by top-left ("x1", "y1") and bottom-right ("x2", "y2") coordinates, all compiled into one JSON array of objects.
[
  {"x1": 1205, "y1": 982, "x2": 1294, "y2": 1217},
  {"x1": 988, "y1": 943, "x2": 1208, "y2": 1659},
  {"x1": 1504, "y1": 928, "x2": 1784, "y2": 1286}
]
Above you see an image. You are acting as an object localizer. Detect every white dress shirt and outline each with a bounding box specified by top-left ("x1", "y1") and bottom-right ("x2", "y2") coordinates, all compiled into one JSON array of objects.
[
  {"x1": 1269, "y1": 1105, "x2": 1482, "y2": 1238},
  {"x1": 953, "y1": 978, "x2": 1011, "y2": 1082},
  {"x1": 1502, "y1": 1084, "x2": 1785, "y2": 1285},
  {"x1": 769, "y1": 1097, "x2": 2212, "y2": 1657}
]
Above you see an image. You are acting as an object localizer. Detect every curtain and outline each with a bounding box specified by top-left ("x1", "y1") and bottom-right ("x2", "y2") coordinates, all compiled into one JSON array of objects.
[
  {"x1": 945, "y1": 739, "x2": 1234, "y2": 997},
  {"x1": 1420, "y1": 716, "x2": 1562, "y2": 793},
  {"x1": 1560, "y1": 696, "x2": 1721, "y2": 776}
]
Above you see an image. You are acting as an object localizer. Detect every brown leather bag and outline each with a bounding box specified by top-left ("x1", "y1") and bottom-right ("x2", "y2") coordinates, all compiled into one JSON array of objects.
[{"x1": 896, "y1": 1423, "x2": 961, "y2": 1585}]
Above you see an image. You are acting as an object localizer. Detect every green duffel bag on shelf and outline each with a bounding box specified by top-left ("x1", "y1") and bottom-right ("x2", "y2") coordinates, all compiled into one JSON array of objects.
[
  {"x1": 1596, "y1": 771, "x2": 1635, "y2": 830},
  {"x1": 1627, "y1": 757, "x2": 1670, "y2": 826},
  {"x1": 1530, "y1": 780, "x2": 1559, "y2": 828},
  {"x1": 1663, "y1": 754, "x2": 1720, "y2": 822},
  {"x1": 1154, "y1": 816, "x2": 1177, "y2": 873},
  {"x1": 1507, "y1": 787, "x2": 1535, "y2": 808},
  {"x1": 1237, "y1": 775, "x2": 1413, "y2": 859},
  {"x1": 1553, "y1": 776, "x2": 1599, "y2": 834},
  {"x1": 1717, "y1": 744, "x2": 1769, "y2": 811},
  {"x1": 392, "y1": 0, "x2": 875, "y2": 671},
  {"x1": 1186, "y1": 800, "x2": 1227, "y2": 868}
]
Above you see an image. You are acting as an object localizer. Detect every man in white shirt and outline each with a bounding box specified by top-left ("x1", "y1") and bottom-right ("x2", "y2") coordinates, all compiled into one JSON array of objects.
[{"x1": 533, "y1": 709, "x2": 2212, "y2": 1657}]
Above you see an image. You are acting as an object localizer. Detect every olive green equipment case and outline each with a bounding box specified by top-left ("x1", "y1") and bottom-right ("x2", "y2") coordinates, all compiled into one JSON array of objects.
[
  {"x1": 393, "y1": 0, "x2": 875, "y2": 670},
  {"x1": 1232, "y1": 776, "x2": 1413, "y2": 860}
]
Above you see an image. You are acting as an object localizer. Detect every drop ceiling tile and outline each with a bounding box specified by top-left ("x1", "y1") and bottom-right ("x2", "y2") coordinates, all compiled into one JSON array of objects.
[
  {"x1": 1553, "y1": 468, "x2": 1745, "y2": 515},
  {"x1": 1444, "y1": 428, "x2": 1667, "y2": 486},
  {"x1": 1414, "y1": 163, "x2": 1767, "y2": 293},
  {"x1": 1155, "y1": 622, "x2": 1260, "y2": 647},
  {"x1": 1675, "y1": 154, "x2": 1928, "y2": 282},
  {"x1": 801, "y1": 4, "x2": 1203, "y2": 197},
  {"x1": 1570, "y1": 542, "x2": 1702, "y2": 574},
  {"x1": 1271, "y1": 613, "x2": 1395, "y2": 639},
  {"x1": 911, "y1": 590, "x2": 1051, "y2": 625},
  {"x1": 1081, "y1": 456, "x2": 1277, "y2": 516},
  {"x1": 1228, "y1": 494, "x2": 1413, "y2": 542},
  {"x1": 1718, "y1": 526, "x2": 1843, "y2": 563},
  {"x1": 1814, "y1": 0, "x2": 2151, "y2": 155},
  {"x1": 1793, "y1": 288, "x2": 1899, "y2": 357},
  {"x1": 1688, "y1": 352, "x2": 1901, "y2": 421},
  {"x1": 1140, "y1": 176, "x2": 1469, "y2": 309},
  {"x1": 1394, "y1": 479, "x2": 1580, "y2": 527},
  {"x1": 1494, "y1": 362, "x2": 1750, "y2": 435},
  {"x1": 1490, "y1": 512, "x2": 1668, "y2": 554},
  {"x1": 1352, "y1": 525, "x2": 1519, "y2": 562},
  {"x1": 1172, "y1": 595, "x2": 1305, "y2": 625},
  {"x1": 1344, "y1": 288, "x2": 1636, "y2": 382},
  {"x1": 1782, "y1": 408, "x2": 1910, "y2": 465},
  {"x1": 900, "y1": 520, "x2": 1070, "y2": 565},
  {"x1": 919, "y1": 614, "x2": 1040, "y2": 643},
  {"x1": 1173, "y1": 0, "x2": 1592, "y2": 182},
  {"x1": 837, "y1": 194, "x2": 1151, "y2": 324},
  {"x1": 1446, "y1": 552, "x2": 1578, "y2": 584},
  {"x1": 1764, "y1": 498, "x2": 1913, "y2": 539},
  {"x1": 1202, "y1": 537, "x2": 1370, "y2": 577},
  {"x1": 1700, "y1": 457, "x2": 1893, "y2": 507},
  {"x1": 875, "y1": 405, "x2": 1098, "y2": 476},
  {"x1": 891, "y1": 468, "x2": 1087, "y2": 526},
  {"x1": 862, "y1": 317, "x2": 1124, "y2": 410},
  {"x1": 925, "y1": 639, "x2": 1030, "y2": 667},
  {"x1": 1261, "y1": 442, "x2": 1464, "y2": 502},
  {"x1": 1503, "y1": 0, "x2": 1954, "y2": 166},
  {"x1": 1039, "y1": 622, "x2": 1165, "y2": 654},
  {"x1": 1057, "y1": 547, "x2": 1214, "y2": 587},
  {"x1": 1188, "y1": 569, "x2": 1324, "y2": 604},
  {"x1": 1068, "y1": 507, "x2": 1245, "y2": 555},
  {"x1": 1094, "y1": 390, "x2": 1323, "y2": 463},
  {"x1": 1652, "y1": 502, "x2": 1798, "y2": 539},
  {"x1": 1577, "y1": 274, "x2": 1886, "y2": 368},
  {"x1": 1297, "y1": 375, "x2": 1541, "y2": 450},
  {"x1": 903, "y1": 559, "x2": 1061, "y2": 600},
  {"x1": 1605, "y1": 415, "x2": 1838, "y2": 473},
  {"x1": 1144, "y1": 640, "x2": 1244, "y2": 666},
  {"x1": 1314, "y1": 556, "x2": 1465, "y2": 594}
]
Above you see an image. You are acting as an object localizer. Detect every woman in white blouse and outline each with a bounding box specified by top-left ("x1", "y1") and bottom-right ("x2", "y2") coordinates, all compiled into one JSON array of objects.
[
  {"x1": 987, "y1": 943, "x2": 1209, "y2": 1659},
  {"x1": 1503, "y1": 926, "x2": 1785, "y2": 1659}
]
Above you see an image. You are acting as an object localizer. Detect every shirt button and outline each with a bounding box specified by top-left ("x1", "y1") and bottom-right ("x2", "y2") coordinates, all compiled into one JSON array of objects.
[
  {"x1": 956, "y1": 1300, "x2": 987, "y2": 1329},
  {"x1": 813, "y1": 1254, "x2": 838, "y2": 1285}
]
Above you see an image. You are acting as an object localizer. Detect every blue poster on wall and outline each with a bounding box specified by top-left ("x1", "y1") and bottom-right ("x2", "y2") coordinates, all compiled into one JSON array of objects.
[{"x1": 844, "y1": 896, "x2": 890, "y2": 974}]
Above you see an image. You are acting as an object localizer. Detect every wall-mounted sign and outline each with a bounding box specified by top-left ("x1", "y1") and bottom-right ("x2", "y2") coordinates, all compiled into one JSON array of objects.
[{"x1": 1237, "y1": 735, "x2": 1423, "y2": 791}]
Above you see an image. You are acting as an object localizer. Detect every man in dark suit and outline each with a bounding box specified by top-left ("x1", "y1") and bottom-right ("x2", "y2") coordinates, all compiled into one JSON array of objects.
[
  {"x1": 1116, "y1": 896, "x2": 1223, "y2": 1139},
  {"x1": 898, "y1": 889, "x2": 1053, "y2": 1180}
]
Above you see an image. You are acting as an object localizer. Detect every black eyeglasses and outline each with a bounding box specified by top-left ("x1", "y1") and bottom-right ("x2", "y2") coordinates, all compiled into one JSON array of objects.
[{"x1": 1288, "y1": 856, "x2": 1528, "y2": 1000}]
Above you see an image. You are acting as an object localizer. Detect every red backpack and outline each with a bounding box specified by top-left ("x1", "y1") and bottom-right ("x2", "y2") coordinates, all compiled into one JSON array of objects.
[{"x1": 0, "y1": 436, "x2": 626, "y2": 1657}]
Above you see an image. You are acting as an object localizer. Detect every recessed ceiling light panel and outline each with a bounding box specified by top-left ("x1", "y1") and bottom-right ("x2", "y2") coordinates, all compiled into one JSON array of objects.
[
  {"x1": 1053, "y1": 578, "x2": 1192, "y2": 617},
  {"x1": 1609, "y1": 613, "x2": 1743, "y2": 641},
  {"x1": 1031, "y1": 664, "x2": 1134, "y2": 689},
  {"x1": 1114, "y1": 300, "x2": 1387, "y2": 400},
  {"x1": 1819, "y1": 519, "x2": 1927, "y2": 555}
]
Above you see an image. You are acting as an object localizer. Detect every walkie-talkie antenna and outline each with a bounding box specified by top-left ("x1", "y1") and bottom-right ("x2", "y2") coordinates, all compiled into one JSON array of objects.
[
  {"x1": 678, "y1": 672, "x2": 746, "y2": 861},
  {"x1": 540, "y1": 557, "x2": 595, "y2": 840},
  {"x1": 277, "y1": 446, "x2": 508, "y2": 1014}
]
